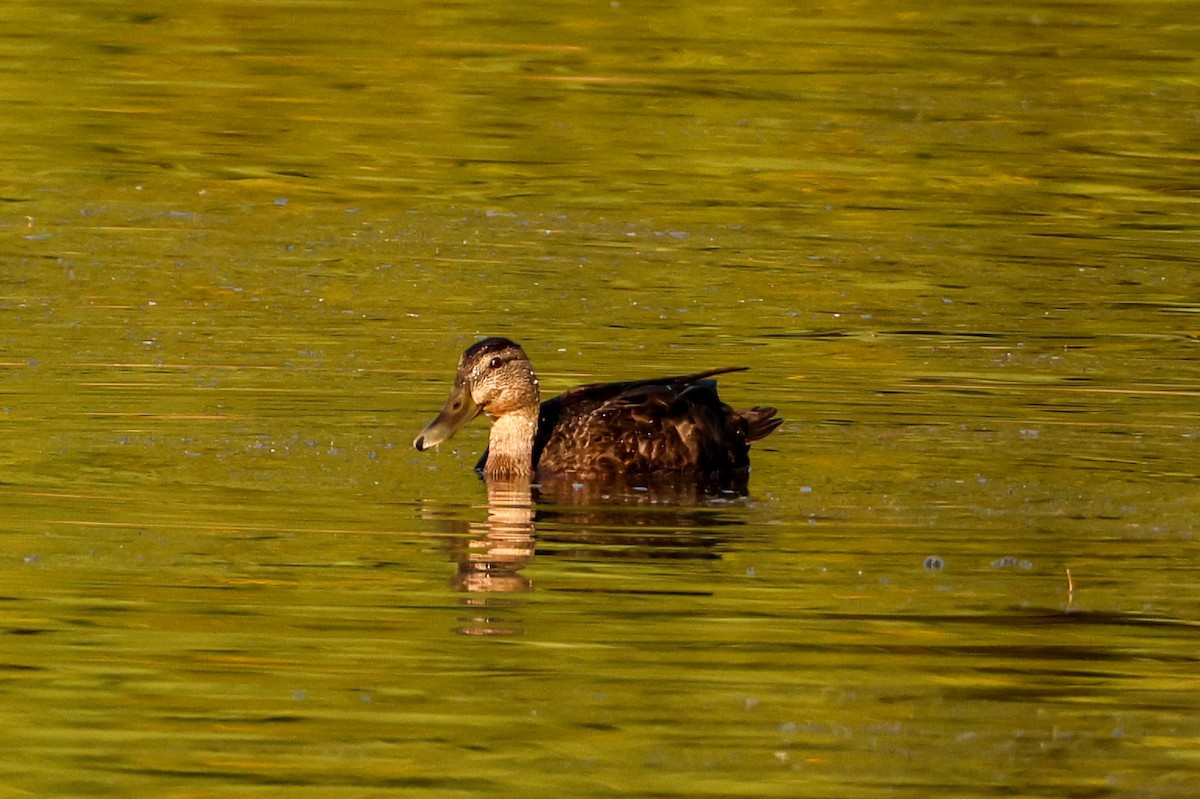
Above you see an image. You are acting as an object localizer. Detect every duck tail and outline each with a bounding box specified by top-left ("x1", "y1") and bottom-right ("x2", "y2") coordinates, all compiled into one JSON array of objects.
[{"x1": 741, "y1": 407, "x2": 783, "y2": 442}]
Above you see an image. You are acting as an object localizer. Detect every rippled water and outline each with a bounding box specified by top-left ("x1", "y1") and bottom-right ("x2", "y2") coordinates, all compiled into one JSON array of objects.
[{"x1": 2, "y1": 0, "x2": 1199, "y2": 796}]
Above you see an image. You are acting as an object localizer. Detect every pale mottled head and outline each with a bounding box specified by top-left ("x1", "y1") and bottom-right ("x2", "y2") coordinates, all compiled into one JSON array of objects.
[{"x1": 413, "y1": 337, "x2": 540, "y2": 451}]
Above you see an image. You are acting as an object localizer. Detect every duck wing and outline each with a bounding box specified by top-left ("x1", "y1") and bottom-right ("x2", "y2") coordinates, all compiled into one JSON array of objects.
[{"x1": 533, "y1": 368, "x2": 780, "y2": 476}]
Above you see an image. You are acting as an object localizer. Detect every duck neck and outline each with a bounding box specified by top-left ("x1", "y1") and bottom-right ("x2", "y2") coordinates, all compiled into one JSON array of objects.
[{"x1": 484, "y1": 407, "x2": 539, "y2": 478}]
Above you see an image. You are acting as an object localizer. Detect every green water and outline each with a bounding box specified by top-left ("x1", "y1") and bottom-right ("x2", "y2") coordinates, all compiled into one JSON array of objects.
[{"x1": 2, "y1": 1, "x2": 1199, "y2": 796}]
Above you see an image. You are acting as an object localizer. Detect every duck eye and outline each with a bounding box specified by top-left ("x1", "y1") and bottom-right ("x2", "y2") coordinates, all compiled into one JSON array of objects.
[{"x1": 488, "y1": 357, "x2": 503, "y2": 370}]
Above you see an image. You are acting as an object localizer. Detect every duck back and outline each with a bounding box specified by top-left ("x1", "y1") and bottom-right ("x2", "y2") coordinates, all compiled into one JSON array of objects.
[{"x1": 475, "y1": 368, "x2": 781, "y2": 478}]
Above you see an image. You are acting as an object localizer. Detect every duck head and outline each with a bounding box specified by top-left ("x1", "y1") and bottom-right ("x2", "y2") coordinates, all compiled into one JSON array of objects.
[{"x1": 413, "y1": 337, "x2": 540, "y2": 452}]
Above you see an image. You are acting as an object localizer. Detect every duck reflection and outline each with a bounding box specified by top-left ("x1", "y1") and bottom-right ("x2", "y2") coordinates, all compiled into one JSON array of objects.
[
  {"x1": 446, "y1": 472, "x2": 752, "y2": 595},
  {"x1": 533, "y1": 470, "x2": 751, "y2": 509},
  {"x1": 451, "y1": 478, "x2": 537, "y2": 594}
]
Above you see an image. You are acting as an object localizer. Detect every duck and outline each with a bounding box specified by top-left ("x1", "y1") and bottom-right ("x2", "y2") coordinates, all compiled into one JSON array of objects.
[{"x1": 413, "y1": 337, "x2": 782, "y2": 481}]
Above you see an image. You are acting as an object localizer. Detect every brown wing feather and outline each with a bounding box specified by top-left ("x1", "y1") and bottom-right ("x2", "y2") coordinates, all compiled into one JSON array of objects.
[
  {"x1": 533, "y1": 370, "x2": 779, "y2": 477},
  {"x1": 551, "y1": 367, "x2": 748, "y2": 408}
]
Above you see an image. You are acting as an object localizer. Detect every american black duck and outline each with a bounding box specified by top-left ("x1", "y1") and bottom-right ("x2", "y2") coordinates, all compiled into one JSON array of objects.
[{"x1": 413, "y1": 337, "x2": 782, "y2": 480}]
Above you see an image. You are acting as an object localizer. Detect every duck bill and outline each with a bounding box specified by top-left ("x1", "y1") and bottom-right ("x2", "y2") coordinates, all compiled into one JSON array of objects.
[{"x1": 413, "y1": 383, "x2": 481, "y2": 451}]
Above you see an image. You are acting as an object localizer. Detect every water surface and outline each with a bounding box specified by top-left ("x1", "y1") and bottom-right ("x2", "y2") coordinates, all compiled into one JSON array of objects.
[{"x1": 2, "y1": 1, "x2": 1198, "y2": 797}]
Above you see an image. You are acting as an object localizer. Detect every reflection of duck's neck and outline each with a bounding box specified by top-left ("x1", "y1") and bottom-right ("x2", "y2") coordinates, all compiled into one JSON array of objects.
[
  {"x1": 484, "y1": 407, "x2": 538, "y2": 477},
  {"x1": 452, "y1": 478, "x2": 536, "y2": 596},
  {"x1": 484, "y1": 477, "x2": 536, "y2": 525}
]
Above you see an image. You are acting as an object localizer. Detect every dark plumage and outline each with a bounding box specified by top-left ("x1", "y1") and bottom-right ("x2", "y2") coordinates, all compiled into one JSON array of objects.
[{"x1": 413, "y1": 337, "x2": 781, "y2": 481}]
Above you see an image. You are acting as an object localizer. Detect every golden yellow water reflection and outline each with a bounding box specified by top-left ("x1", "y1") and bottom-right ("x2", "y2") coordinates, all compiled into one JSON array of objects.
[{"x1": 2, "y1": 0, "x2": 1198, "y2": 796}]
